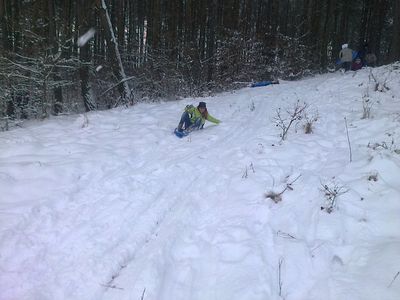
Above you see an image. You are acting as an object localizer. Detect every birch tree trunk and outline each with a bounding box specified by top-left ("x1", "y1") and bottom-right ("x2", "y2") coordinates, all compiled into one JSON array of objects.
[
  {"x1": 97, "y1": 0, "x2": 131, "y2": 105},
  {"x1": 78, "y1": 0, "x2": 96, "y2": 112}
]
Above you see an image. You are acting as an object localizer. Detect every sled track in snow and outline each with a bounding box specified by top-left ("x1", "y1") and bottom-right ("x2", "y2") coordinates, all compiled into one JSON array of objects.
[{"x1": 99, "y1": 91, "x2": 282, "y2": 299}]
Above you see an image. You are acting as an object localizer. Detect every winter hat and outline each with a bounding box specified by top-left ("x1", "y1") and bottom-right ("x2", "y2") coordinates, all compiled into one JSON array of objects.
[
  {"x1": 342, "y1": 44, "x2": 348, "y2": 49},
  {"x1": 198, "y1": 102, "x2": 206, "y2": 108}
]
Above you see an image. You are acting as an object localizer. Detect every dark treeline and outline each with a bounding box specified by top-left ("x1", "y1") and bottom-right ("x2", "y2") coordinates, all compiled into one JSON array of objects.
[{"x1": 0, "y1": 0, "x2": 399, "y2": 121}]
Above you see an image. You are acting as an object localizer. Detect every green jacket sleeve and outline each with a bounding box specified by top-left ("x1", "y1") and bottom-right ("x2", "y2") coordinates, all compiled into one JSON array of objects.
[{"x1": 206, "y1": 114, "x2": 220, "y2": 124}]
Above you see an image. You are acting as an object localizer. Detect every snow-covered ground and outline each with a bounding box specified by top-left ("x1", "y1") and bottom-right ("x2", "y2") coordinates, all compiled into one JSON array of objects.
[{"x1": 1, "y1": 65, "x2": 400, "y2": 300}]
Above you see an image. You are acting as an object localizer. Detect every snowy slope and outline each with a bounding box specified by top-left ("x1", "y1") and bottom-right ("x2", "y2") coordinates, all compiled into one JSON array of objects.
[{"x1": 1, "y1": 65, "x2": 400, "y2": 300}]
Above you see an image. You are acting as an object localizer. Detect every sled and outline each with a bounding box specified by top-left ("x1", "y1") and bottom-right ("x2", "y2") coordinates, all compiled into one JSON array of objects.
[{"x1": 174, "y1": 128, "x2": 190, "y2": 138}]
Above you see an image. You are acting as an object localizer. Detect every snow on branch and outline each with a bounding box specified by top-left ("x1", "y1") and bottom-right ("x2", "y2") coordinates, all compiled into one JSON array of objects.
[{"x1": 78, "y1": 28, "x2": 96, "y2": 47}]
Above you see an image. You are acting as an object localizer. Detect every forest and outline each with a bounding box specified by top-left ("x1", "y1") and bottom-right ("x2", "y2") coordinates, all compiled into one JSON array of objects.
[{"x1": 1, "y1": 0, "x2": 399, "y2": 121}]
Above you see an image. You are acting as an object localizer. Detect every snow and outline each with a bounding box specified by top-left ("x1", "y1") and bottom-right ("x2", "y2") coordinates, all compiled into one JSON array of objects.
[
  {"x1": 77, "y1": 28, "x2": 96, "y2": 47},
  {"x1": 1, "y1": 65, "x2": 400, "y2": 300}
]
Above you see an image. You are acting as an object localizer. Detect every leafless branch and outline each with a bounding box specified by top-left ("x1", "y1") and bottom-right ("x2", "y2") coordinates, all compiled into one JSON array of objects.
[
  {"x1": 100, "y1": 283, "x2": 124, "y2": 290},
  {"x1": 278, "y1": 257, "x2": 284, "y2": 297},
  {"x1": 344, "y1": 117, "x2": 352, "y2": 162},
  {"x1": 141, "y1": 288, "x2": 146, "y2": 300},
  {"x1": 320, "y1": 180, "x2": 349, "y2": 213},
  {"x1": 277, "y1": 230, "x2": 297, "y2": 239},
  {"x1": 274, "y1": 100, "x2": 308, "y2": 141},
  {"x1": 388, "y1": 271, "x2": 399, "y2": 288},
  {"x1": 265, "y1": 174, "x2": 301, "y2": 203}
]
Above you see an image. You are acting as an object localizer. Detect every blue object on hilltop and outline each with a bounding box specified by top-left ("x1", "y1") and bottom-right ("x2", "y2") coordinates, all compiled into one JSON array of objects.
[{"x1": 251, "y1": 81, "x2": 275, "y2": 88}]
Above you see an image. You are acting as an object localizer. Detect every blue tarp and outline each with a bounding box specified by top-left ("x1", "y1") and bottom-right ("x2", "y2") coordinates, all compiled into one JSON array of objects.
[{"x1": 251, "y1": 81, "x2": 275, "y2": 88}]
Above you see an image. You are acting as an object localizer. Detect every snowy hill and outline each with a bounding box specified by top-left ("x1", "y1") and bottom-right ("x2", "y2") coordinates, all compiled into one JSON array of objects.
[{"x1": 1, "y1": 65, "x2": 400, "y2": 300}]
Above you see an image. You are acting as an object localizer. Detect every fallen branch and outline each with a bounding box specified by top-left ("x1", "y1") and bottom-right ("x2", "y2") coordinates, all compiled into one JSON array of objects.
[
  {"x1": 276, "y1": 230, "x2": 296, "y2": 239},
  {"x1": 100, "y1": 283, "x2": 124, "y2": 290},
  {"x1": 141, "y1": 288, "x2": 146, "y2": 300},
  {"x1": 100, "y1": 75, "x2": 136, "y2": 96},
  {"x1": 388, "y1": 271, "x2": 399, "y2": 288}
]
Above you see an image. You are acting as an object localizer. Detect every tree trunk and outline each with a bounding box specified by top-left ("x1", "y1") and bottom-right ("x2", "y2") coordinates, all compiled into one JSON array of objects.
[
  {"x1": 206, "y1": 0, "x2": 216, "y2": 82},
  {"x1": 366, "y1": 0, "x2": 389, "y2": 63},
  {"x1": 96, "y1": 0, "x2": 131, "y2": 104},
  {"x1": 12, "y1": 0, "x2": 21, "y2": 52},
  {"x1": 78, "y1": 0, "x2": 96, "y2": 112},
  {"x1": 1, "y1": 0, "x2": 12, "y2": 52},
  {"x1": 47, "y1": 0, "x2": 63, "y2": 115},
  {"x1": 320, "y1": 0, "x2": 333, "y2": 68},
  {"x1": 1, "y1": 0, "x2": 14, "y2": 117},
  {"x1": 358, "y1": 0, "x2": 371, "y2": 48},
  {"x1": 390, "y1": 0, "x2": 400, "y2": 61}
]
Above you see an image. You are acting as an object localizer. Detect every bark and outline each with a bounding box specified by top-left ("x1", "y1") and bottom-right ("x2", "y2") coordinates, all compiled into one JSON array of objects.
[
  {"x1": 321, "y1": 0, "x2": 333, "y2": 67},
  {"x1": 390, "y1": 0, "x2": 400, "y2": 61},
  {"x1": 78, "y1": 0, "x2": 96, "y2": 112},
  {"x1": 206, "y1": 0, "x2": 216, "y2": 82},
  {"x1": 1, "y1": 0, "x2": 12, "y2": 52},
  {"x1": 96, "y1": 0, "x2": 131, "y2": 104},
  {"x1": 47, "y1": 0, "x2": 63, "y2": 114}
]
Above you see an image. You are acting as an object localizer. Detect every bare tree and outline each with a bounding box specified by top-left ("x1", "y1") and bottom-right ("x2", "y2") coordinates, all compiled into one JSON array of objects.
[
  {"x1": 390, "y1": 0, "x2": 400, "y2": 61},
  {"x1": 96, "y1": 0, "x2": 131, "y2": 105}
]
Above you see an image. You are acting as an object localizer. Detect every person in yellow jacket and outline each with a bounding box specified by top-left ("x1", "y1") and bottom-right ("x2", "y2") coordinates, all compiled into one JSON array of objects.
[{"x1": 177, "y1": 101, "x2": 220, "y2": 132}]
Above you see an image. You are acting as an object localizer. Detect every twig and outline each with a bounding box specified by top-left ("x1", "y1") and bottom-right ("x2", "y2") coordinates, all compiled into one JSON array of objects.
[
  {"x1": 276, "y1": 230, "x2": 296, "y2": 239},
  {"x1": 310, "y1": 242, "x2": 325, "y2": 254},
  {"x1": 274, "y1": 100, "x2": 308, "y2": 141},
  {"x1": 100, "y1": 283, "x2": 124, "y2": 290},
  {"x1": 320, "y1": 181, "x2": 349, "y2": 213},
  {"x1": 242, "y1": 166, "x2": 248, "y2": 178},
  {"x1": 278, "y1": 258, "x2": 284, "y2": 297},
  {"x1": 369, "y1": 69, "x2": 390, "y2": 91},
  {"x1": 344, "y1": 117, "x2": 352, "y2": 162},
  {"x1": 141, "y1": 288, "x2": 146, "y2": 300},
  {"x1": 100, "y1": 75, "x2": 136, "y2": 96},
  {"x1": 387, "y1": 271, "x2": 400, "y2": 288},
  {"x1": 265, "y1": 174, "x2": 302, "y2": 203},
  {"x1": 287, "y1": 173, "x2": 301, "y2": 187},
  {"x1": 280, "y1": 174, "x2": 302, "y2": 194}
]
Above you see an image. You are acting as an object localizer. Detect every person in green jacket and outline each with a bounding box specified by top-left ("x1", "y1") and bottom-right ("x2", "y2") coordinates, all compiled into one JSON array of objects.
[{"x1": 177, "y1": 101, "x2": 220, "y2": 132}]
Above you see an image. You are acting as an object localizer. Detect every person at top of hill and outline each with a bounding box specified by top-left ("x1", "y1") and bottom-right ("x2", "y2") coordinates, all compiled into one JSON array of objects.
[
  {"x1": 365, "y1": 51, "x2": 377, "y2": 67},
  {"x1": 176, "y1": 101, "x2": 220, "y2": 132},
  {"x1": 339, "y1": 43, "x2": 353, "y2": 71},
  {"x1": 351, "y1": 57, "x2": 363, "y2": 71},
  {"x1": 357, "y1": 42, "x2": 369, "y2": 66}
]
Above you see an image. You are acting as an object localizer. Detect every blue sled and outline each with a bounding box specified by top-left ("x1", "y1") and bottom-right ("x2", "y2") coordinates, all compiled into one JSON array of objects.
[
  {"x1": 250, "y1": 80, "x2": 278, "y2": 88},
  {"x1": 174, "y1": 128, "x2": 189, "y2": 138}
]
